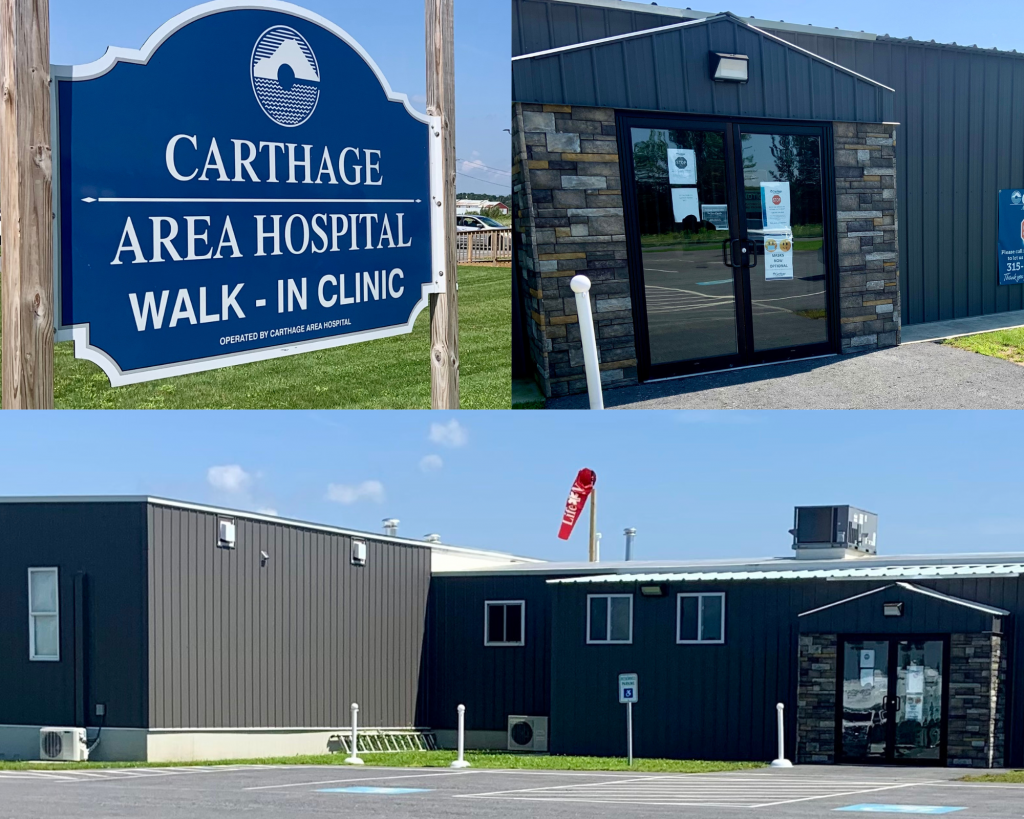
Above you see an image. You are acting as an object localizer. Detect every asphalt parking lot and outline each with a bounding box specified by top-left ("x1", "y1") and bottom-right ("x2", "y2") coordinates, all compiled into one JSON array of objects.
[
  {"x1": 2, "y1": 763, "x2": 1023, "y2": 818},
  {"x1": 546, "y1": 342, "x2": 1024, "y2": 409}
]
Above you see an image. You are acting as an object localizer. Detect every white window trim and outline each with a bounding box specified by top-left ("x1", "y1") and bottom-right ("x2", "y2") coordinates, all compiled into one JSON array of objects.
[
  {"x1": 484, "y1": 599, "x2": 526, "y2": 647},
  {"x1": 677, "y1": 592, "x2": 726, "y2": 645},
  {"x1": 586, "y1": 593, "x2": 633, "y2": 645},
  {"x1": 28, "y1": 567, "x2": 60, "y2": 662}
]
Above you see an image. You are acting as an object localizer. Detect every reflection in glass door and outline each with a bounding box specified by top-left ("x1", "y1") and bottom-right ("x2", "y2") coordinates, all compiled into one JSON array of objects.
[
  {"x1": 623, "y1": 115, "x2": 835, "y2": 381},
  {"x1": 841, "y1": 640, "x2": 890, "y2": 762},
  {"x1": 839, "y1": 637, "x2": 948, "y2": 765},
  {"x1": 739, "y1": 131, "x2": 829, "y2": 352},
  {"x1": 894, "y1": 640, "x2": 945, "y2": 761},
  {"x1": 629, "y1": 126, "x2": 738, "y2": 366}
]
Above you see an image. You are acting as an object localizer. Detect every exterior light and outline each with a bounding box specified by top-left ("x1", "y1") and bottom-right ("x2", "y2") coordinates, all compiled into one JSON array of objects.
[
  {"x1": 883, "y1": 601, "x2": 904, "y2": 617},
  {"x1": 639, "y1": 584, "x2": 666, "y2": 597},
  {"x1": 710, "y1": 52, "x2": 749, "y2": 83}
]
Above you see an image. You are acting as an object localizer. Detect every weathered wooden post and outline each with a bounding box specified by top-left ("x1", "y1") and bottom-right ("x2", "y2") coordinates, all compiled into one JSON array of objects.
[
  {"x1": 1, "y1": 0, "x2": 54, "y2": 409},
  {"x1": 426, "y1": 0, "x2": 459, "y2": 409}
]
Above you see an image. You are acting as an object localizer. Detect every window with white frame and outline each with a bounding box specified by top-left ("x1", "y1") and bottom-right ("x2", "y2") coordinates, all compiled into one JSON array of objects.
[
  {"x1": 587, "y1": 594, "x2": 633, "y2": 644},
  {"x1": 677, "y1": 592, "x2": 725, "y2": 644},
  {"x1": 485, "y1": 600, "x2": 525, "y2": 646},
  {"x1": 28, "y1": 568, "x2": 60, "y2": 661}
]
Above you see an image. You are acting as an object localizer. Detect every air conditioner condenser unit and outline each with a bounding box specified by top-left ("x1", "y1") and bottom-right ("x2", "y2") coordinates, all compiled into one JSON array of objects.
[
  {"x1": 507, "y1": 715, "x2": 548, "y2": 752},
  {"x1": 39, "y1": 727, "x2": 88, "y2": 761}
]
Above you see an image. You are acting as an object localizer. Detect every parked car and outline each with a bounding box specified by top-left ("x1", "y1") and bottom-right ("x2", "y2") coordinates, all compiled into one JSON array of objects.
[{"x1": 457, "y1": 215, "x2": 505, "y2": 232}]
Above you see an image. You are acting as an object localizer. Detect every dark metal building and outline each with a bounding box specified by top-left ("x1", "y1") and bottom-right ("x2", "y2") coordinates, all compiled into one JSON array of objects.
[
  {"x1": 432, "y1": 550, "x2": 1024, "y2": 769},
  {"x1": 0, "y1": 497, "x2": 531, "y2": 762},
  {"x1": 512, "y1": 0, "x2": 1024, "y2": 397}
]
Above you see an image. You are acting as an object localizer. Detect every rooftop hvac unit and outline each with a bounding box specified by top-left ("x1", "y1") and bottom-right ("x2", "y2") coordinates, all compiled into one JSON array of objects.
[
  {"x1": 507, "y1": 716, "x2": 548, "y2": 752},
  {"x1": 791, "y1": 505, "x2": 878, "y2": 558},
  {"x1": 39, "y1": 727, "x2": 88, "y2": 761}
]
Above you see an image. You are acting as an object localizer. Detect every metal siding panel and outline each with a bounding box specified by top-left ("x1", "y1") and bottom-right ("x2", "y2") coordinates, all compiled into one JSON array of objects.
[
  {"x1": 937, "y1": 51, "x2": 956, "y2": 320},
  {"x1": 577, "y1": 6, "x2": 608, "y2": 42},
  {"x1": 680, "y1": 25, "x2": 713, "y2": 114},
  {"x1": 549, "y1": 2, "x2": 580, "y2": 49},
  {"x1": 622, "y1": 36, "x2": 657, "y2": 111},
  {"x1": 760, "y1": 38, "x2": 791, "y2": 119},
  {"x1": 651, "y1": 30, "x2": 685, "y2": 112},
  {"x1": 605, "y1": 9, "x2": 634, "y2": 37},
  {"x1": 518, "y1": 0, "x2": 552, "y2": 55},
  {"x1": 968, "y1": 56, "x2": 985, "y2": 317},
  {"x1": 736, "y1": 27, "x2": 765, "y2": 118},
  {"x1": 561, "y1": 50, "x2": 597, "y2": 107},
  {"x1": 921, "y1": 47, "x2": 940, "y2": 323},
  {"x1": 592, "y1": 42, "x2": 628, "y2": 108},
  {"x1": 787, "y1": 51, "x2": 813, "y2": 120},
  {"x1": 983, "y1": 56, "x2": 1002, "y2": 316},
  {"x1": 707, "y1": 19, "x2": 740, "y2": 117},
  {"x1": 809, "y1": 59, "x2": 834, "y2": 122}
]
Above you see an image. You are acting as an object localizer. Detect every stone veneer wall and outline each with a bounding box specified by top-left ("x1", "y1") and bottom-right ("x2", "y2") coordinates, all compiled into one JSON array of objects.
[
  {"x1": 834, "y1": 122, "x2": 901, "y2": 351},
  {"x1": 512, "y1": 110, "x2": 903, "y2": 396},
  {"x1": 512, "y1": 102, "x2": 637, "y2": 398},
  {"x1": 947, "y1": 633, "x2": 1007, "y2": 768},
  {"x1": 797, "y1": 633, "x2": 839, "y2": 764}
]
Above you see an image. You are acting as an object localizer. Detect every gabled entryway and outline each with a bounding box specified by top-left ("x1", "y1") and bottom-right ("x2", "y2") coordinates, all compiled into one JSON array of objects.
[{"x1": 796, "y1": 583, "x2": 1009, "y2": 768}]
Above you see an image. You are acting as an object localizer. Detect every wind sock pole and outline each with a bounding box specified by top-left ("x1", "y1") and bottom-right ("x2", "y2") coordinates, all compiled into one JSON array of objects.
[
  {"x1": 589, "y1": 486, "x2": 597, "y2": 562},
  {"x1": 1, "y1": 0, "x2": 55, "y2": 409}
]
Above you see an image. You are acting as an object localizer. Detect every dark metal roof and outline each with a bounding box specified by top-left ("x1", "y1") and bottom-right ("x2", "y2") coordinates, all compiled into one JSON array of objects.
[{"x1": 513, "y1": 11, "x2": 895, "y2": 123}]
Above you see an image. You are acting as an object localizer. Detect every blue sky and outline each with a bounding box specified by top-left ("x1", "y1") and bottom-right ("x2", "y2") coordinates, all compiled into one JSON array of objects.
[
  {"x1": 654, "y1": 0, "x2": 1023, "y2": 52},
  {"x1": 2, "y1": 411, "x2": 1023, "y2": 562},
  {"x1": 49, "y1": 0, "x2": 510, "y2": 196}
]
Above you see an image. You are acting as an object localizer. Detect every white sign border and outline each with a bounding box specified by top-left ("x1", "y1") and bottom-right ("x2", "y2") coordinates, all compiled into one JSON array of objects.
[{"x1": 50, "y1": 0, "x2": 446, "y2": 387}]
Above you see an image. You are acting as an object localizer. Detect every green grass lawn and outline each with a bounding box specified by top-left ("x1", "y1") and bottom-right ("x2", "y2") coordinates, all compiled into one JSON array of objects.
[
  {"x1": 961, "y1": 770, "x2": 1024, "y2": 783},
  {"x1": 0, "y1": 750, "x2": 764, "y2": 773},
  {"x1": 0, "y1": 265, "x2": 510, "y2": 409},
  {"x1": 943, "y1": 326, "x2": 1024, "y2": 366}
]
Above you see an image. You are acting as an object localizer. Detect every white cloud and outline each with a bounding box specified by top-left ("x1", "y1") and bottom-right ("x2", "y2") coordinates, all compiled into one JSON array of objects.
[
  {"x1": 327, "y1": 480, "x2": 385, "y2": 505},
  {"x1": 429, "y1": 419, "x2": 468, "y2": 448},
  {"x1": 460, "y1": 158, "x2": 510, "y2": 186},
  {"x1": 419, "y1": 454, "x2": 444, "y2": 473},
  {"x1": 257, "y1": 507, "x2": 279, "y2": 516},
  {"x1": 207, "y1": 464, "x2": 252, "y2": 493}
]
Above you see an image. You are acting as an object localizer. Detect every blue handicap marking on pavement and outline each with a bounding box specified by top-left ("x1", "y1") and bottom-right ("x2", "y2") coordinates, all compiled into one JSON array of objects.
[
  {"x1": 835, "y1": 806, "x2": 965, "y2": 814},
  {"x1": 317, "y1": 786, "x2": 433, "y2": 794}
]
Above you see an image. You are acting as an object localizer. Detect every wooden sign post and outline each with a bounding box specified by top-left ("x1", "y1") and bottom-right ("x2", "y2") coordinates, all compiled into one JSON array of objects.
[
  {"x1": 426, "y1": 0, "x2": 459, "y2": 409},
  {"x1": 1, "y1": 0, "x2": 54, "y2": 409}
]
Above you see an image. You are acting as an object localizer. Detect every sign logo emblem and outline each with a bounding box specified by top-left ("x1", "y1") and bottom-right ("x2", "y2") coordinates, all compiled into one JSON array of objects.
[
  {"x1": 251, "y1": 26, "x2": 320, "y2": 127},
  {"x1": 1012, "y1": 190, "x2": 1023, "y2": 205},
  {"x1": 764, "y1": 237, "x2": 778, "y2": 252},
  {"x1": 772, "y1": 194, "x2": 782, "y2": 205},
  {"x1": 675, "y1": 155, "x2": 688, "y2": 170}
]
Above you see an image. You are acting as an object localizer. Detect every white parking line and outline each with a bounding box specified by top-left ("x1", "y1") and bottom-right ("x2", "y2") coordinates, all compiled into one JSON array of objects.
[
  {"x1": 243, "y1": 769, "x2": 479, "y2": 791},
  {"x1": 457, "y1": 774, "x2": 943, "y2": 809}
]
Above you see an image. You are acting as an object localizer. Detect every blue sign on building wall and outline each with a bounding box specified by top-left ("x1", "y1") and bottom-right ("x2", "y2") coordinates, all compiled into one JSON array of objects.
[
  {"x1": 53, "y1": 1, "x2": 443, "y2": 385},
  {"x1": 998, "y1": 189, "x2": 1024, "y2": 286}
]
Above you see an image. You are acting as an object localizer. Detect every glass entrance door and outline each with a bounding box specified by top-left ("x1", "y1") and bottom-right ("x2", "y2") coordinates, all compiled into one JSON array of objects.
[
  {"x1": 839, "y1": 637, "x2": 948, "y2": 766},
  {"x1": 623, "y1": 116, "x2": 835, "y2": 381}
]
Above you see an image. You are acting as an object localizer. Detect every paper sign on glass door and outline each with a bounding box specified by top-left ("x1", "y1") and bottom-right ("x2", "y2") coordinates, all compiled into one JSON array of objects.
[
  {"x1": 760, "y1": 181, "x2": 791, "y2": 230},
  {"x1": 763, "y1": 233, "x2": 794, "y2": 280},
  {"x1": 672, "y1": 188, "x2": 700, "y2": 223},
  {"x1": 667, "y1": 148, "x2": 697, "y2": 185}
]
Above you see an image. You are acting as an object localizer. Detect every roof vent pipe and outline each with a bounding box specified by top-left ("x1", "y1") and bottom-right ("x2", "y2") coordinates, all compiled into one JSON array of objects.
[
  {"x1": 624, "y1": 528, "x2": 637, "y2": 561},
  {"x1": 382, "y1": 518, "x2": 400, "y2": 537},
  {"x1": 424, "y1": 533, "x2": 442, "y2": 543}
]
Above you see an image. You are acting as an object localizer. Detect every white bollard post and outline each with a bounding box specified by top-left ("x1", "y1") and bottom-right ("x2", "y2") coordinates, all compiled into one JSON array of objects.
[
  {"x1": 770, "y1": 702, "x2": 793, "y2": 768},
  {"x1": 570, "y1": 275, "x2": 604, "y2": 410},
  {"x1": 345, "y1": 703, "x2": 364, "y2": 765},
  {"x1": 450, "y1": 704, "x2": 471, "y2": 768}
]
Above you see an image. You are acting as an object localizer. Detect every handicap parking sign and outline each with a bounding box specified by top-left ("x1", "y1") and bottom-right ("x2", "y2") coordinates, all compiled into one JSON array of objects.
[{"x1": 618, "y1": 673, "x2": 638, "y2": 704}]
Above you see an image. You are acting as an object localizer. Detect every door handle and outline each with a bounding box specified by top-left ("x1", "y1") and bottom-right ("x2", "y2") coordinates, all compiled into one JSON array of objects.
[
  {"x1": 895, "y1": 696, "x2": 902, "y2": 713},
  {"x1": 882, "y1": 695, "x2": 888, "y2": 711},
  {"x1": 724, "y1": 239, "x2": 757, "y2": 269}
]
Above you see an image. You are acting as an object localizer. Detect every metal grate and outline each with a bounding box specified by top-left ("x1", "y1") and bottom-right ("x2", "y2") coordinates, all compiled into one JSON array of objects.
[{"x1": 332, "y1": 729, "x2": 438, "y2": 754}]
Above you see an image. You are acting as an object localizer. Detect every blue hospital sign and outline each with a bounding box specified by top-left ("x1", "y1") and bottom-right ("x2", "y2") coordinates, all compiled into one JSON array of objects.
[
  {"x1": 54, "y1": 1, "x2": 443, "y2": 385},
  {"x1": 998, "y1": 189, "x2": 1024, "y2": 286}
]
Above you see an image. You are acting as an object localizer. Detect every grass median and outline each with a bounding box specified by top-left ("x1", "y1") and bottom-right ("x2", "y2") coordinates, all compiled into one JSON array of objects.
[
  {"x1": 961, "y1": 770, "x2": 1024, "y2": 783},
  {"x1": 0, "y1": 264, "x2": 510, "y2": 409},
  {"x1": 942, "y1": 326, "x2": 1024, "y2": 366},
  {"x1": 0, "y1": 750, "x2": 765, "y2": 774}
]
